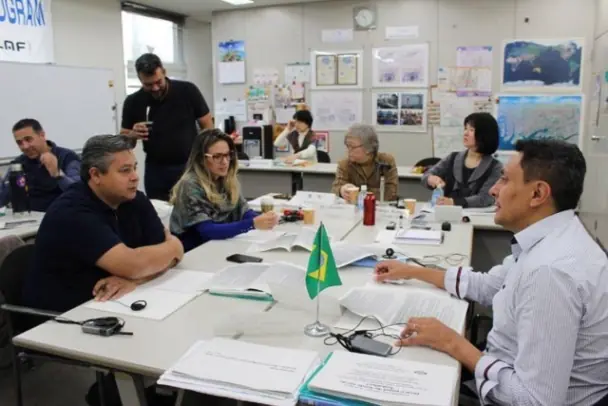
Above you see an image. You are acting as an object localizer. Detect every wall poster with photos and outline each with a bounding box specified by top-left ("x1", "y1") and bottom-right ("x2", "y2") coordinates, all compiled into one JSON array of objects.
[{"x1": 372, "y1": 91, "x2": 427, "y2": 132}]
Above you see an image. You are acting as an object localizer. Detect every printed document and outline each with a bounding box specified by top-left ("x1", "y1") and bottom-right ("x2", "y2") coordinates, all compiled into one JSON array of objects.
[
  {"x1": 247, "y1": 227, "x2": 319, "y2": 252},
  {"x1": 336, "y1": 284, "x2": 468, "y2": 333},
  {"x1": 308, "y1": 351, "x2": 456, "y2": 406},
  {"x1": 207, "y1": 262, "x2": 309, "y2": 299}
]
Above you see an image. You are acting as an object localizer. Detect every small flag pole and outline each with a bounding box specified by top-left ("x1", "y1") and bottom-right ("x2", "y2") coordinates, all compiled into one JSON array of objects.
[{"x1": 304, "y1": 223, "x2": 331, "y2": 337}]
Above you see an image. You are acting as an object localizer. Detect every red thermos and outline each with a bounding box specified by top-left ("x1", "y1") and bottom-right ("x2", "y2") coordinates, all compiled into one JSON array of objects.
[{"x1": 363, "y1": 192, "x2": 376, "y2": 226}]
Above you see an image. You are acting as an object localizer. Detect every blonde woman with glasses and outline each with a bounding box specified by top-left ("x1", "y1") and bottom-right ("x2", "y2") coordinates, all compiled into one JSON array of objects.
[{"x1": 170, "y1": 129, "x2": 278, "y2": 252}]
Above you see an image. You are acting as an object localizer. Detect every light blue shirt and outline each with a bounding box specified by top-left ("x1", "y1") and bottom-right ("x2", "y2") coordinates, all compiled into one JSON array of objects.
[{"x1": 445, "y1": 210, "x2": 608, "y2": 405}]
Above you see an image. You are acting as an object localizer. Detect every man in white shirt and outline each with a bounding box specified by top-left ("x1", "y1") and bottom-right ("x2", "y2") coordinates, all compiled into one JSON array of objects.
[{"x1": 376, "y1": 139, "x2": 608, "y2": 405}]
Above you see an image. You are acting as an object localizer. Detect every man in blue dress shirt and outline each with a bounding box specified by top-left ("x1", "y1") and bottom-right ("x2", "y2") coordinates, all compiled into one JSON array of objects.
[
  {"x1": 375, "y1": 139, "x2": 608, "y2": 405},
  {"x1": 0, "y1": 118, "x2": 81, "y2": 211}
]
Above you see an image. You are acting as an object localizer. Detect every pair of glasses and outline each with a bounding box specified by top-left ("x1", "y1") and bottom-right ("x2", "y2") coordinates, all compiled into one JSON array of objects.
[
  {"x1": 205, "y1": 153, "x2": 233, "y2": 163},
  {"x1": 345, "y1": 144, "x2": 364, "y2": 151}
]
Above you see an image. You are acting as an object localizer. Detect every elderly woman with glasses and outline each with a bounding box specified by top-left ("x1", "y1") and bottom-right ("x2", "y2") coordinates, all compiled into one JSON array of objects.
[
  {"x1": 169, "y1": 129, "x2": 278, "y2": 252},
  {"x1": 331, "y1": 124, "x2": 398, "y2": 202}
]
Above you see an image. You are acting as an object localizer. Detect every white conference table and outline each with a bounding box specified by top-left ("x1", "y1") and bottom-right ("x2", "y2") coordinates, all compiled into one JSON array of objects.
[
  {"x1": 0, "y1": 210, "x2": 44, "y2": 241},
  {"x1": 13, "y1": 206, "x2": 472, "y2": 406},
  {"x1": 239, "y1": 162, "x2": 428, "y2": 201}
]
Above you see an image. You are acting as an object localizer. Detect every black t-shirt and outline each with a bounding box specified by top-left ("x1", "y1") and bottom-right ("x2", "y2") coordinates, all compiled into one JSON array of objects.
[
  {"x1": 121, "y1": 79, "x2": 210, "y2": 165},
  {"x1": 22, "y1": 182, "x2": 165, "y2": 313}
]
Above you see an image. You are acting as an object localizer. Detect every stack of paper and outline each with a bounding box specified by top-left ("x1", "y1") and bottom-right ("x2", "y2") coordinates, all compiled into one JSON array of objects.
[
  {"x1": 335, "y1": 284, "x2": 468, "y2": 334},
  {"x1": 394, "y1": 229, "x2": 443, "y2": 245},
  {"x1": 306, "y1": 352, "x2": 457, "y2": 406},
  {"x1": 158, "y1": 338, "x2": 320, "y2": 406}
]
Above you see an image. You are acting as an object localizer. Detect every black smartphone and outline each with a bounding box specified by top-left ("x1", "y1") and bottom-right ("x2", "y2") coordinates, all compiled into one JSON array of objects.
[
  {"x1": 349, "y1": 335, "x2": 392, "y2": 357},
  {"x1": 226, "y1": 254, "x2": 263, "y2": 264}
]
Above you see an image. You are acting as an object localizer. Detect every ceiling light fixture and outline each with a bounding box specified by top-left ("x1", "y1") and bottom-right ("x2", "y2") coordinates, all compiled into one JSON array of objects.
[{"x1": 220, "y1": 0, "x2": 254, "y2": 5}]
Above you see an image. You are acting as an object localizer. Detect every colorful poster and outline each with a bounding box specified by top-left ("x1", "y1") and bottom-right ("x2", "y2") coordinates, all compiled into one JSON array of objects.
[
  {"x1": 372, "y1": 44, "x2": 429, "y2": 88},
  {"x1": 372, "y1": 91, "x2": 427, "y2": 132},
  {"x1": 218, "y1": 40, "x2": 246, "y2": 84},
  {"x1": 496, "y1": 95, "x2": 583, "y2": 151},
  {"x1": 502, "y1": 39, "x2": 583, "y2": 90},
  {"x1": 314, "y1": 131, "x2": 330, "y2": 152}
]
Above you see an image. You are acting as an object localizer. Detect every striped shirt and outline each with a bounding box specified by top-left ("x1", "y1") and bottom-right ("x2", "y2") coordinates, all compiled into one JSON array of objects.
[{"x1": 445, "y1": 210, "x2": 608, "y2": 405}]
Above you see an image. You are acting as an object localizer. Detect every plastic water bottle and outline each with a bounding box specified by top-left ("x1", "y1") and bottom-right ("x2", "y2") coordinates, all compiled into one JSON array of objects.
[
  {"x1": 357, "y1": 185, "x2": 367, "y2": 211},
  {"x1": 8, "y1": 164, "x2": 30, "y2": 215},
  {"x1": 431, "y1": 186, "x2": 444, "y2": 207}
]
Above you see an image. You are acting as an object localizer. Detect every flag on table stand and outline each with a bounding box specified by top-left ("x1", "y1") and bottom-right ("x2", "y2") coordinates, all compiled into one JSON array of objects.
[{"x1": 304, "y1": 223, "x2": 342, "y2": 337}]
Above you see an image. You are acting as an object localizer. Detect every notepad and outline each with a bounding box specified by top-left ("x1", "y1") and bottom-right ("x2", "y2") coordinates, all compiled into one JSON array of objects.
[{"x1": 394, "y1": 229, "x2": 443, "y2": 245}]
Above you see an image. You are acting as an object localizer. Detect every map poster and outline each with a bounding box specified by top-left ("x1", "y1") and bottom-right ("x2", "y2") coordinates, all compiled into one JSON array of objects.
[
  {"x1": 502, "y1": 38, "x2": 583, "y2": 91},
  {"x1": 496, "y1": 95, "x2": 583, "y2": 151}
]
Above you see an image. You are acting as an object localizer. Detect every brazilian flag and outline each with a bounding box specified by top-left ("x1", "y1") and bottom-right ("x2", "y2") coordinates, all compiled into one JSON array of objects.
[{"x1": 305, "y1": 224, "x2": 342, "y2": 299}]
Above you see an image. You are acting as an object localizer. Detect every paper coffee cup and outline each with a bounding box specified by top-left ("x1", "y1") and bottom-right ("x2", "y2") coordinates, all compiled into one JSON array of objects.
[{"x1": 261, "y1": 197, "x2": 275, "y2": 213}]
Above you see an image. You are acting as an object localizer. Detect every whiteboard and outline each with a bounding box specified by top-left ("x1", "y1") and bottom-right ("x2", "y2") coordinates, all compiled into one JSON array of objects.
[{"x1": 0, "y1": 61, "x2": 116, "y2": 160}]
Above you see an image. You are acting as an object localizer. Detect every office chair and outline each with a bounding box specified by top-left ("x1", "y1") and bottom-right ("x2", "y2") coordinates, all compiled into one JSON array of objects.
[
  {"x1": 316, "y1": 150, "x2": 331, "y2": 163},
  {"x1": 0, "y1": 244, "x2": 111, "y2": 406}
]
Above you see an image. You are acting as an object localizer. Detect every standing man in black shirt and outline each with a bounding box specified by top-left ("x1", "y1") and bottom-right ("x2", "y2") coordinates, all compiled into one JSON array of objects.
[{"x1": 121, "y1": 53, "x2": 213, "y2": 201}]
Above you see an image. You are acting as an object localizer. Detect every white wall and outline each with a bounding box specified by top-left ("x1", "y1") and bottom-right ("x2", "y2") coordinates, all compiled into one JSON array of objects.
[
  {"x1": 183, "y1": 19, "x2": 214, "y2": 111},
  {"x1": 1, "y1": 0, "x2": 214, "y2": 188},
  {"x1": 211, "y1": 0, "x2": 596, "y2": 165}
]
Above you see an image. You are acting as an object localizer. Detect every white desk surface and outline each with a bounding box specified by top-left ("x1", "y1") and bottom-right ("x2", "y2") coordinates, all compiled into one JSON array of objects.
[
  {"x1": 239, "y1": 162, "x2": 423, "y2": 180},
  {"x1": 0, "y1": 210, "x2": 44, "y2": 240},
  {"x1": 14, "y1": 205, "x2": 471, "y2": 405},
  {"x1": 13, "y1": 293, "x2": 270, "y2": 376}
]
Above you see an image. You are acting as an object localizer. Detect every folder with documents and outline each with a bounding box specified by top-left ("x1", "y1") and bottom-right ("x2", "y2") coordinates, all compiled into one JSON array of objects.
[
  {"x1": 158, "y1": 338, "x2": 321, "y2": 406},
  {"x1": 306, "y1": 351, "x2": 457, "y2": 406}
]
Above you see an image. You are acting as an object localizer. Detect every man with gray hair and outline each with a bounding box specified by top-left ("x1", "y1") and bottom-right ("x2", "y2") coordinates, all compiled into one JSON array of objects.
[
  {"x1": 23, "y1": 134, "x2": 184, "y2": 315},
  {"x1": 331, "y1": 123, "x2": 398, "y2": 201}
]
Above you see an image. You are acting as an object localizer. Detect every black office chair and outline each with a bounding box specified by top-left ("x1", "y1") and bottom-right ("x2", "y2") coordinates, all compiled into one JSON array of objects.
[
  {"x1": 0, "y1": 244, "x2": 114, "y2": 406},
  {"x1": 316, "y1": 150, "x2": 331, "y2": 163}
]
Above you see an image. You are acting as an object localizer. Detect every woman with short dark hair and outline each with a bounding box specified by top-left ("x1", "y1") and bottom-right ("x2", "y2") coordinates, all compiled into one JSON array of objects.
[
  {"x1": 422, "y1": 112, "x2": 503, "y2": 208},
  {"x1": 274, "y1": 110, "x2": 317, "y2": 163}
]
